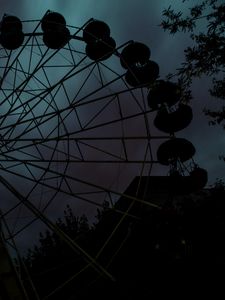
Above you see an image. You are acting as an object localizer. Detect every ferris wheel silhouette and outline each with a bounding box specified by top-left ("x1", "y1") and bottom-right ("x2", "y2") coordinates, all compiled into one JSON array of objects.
[{"x1": 0, "y1": 10, "x2": 207, "y2": 298}]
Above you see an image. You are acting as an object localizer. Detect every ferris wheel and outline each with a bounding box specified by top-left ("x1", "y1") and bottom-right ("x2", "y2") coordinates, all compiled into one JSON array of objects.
[{"x1": 0, "y1": 10, "x2": 207, "y2": 298}]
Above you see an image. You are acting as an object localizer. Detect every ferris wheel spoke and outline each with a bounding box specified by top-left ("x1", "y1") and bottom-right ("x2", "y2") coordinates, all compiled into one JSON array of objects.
[
  {"x1": 0, "y1": 174, "x2": 116, "y2": 282},
  {"x1": 17, "y1": 105, "x2": 152, "y2": 146},
  {"x1": 0, "y1": 54, "x2": 96, "y2": 126},
  {"x1": 0, "y1": 12, "x2": 180, "y2": 294},
  {"x1": 0, "y1": 135, "x2": 169, "y2": 166},
  {"x1": 0, "y1": 104, "x2": 150, "y2": 151},
  {"x1": 0, "y1": 52, "x2": 123, "y2": 145},
  {"x1": 0, "y1": 81, "x2": 144, "y2": 139},
  {"x1": 0, "y1": 112, "x2": 170, "y2": 167},
  {"x1": 0, "y1": 46, "x2": 50, "y2": 120},
  {"x1": 0, "y1": 48, "x2": 78, "y2": 127},
  {"x1": 1, "y1": 163, "x2": 141, "y2": 242},
  {"x1": 1, "y1": 152, "x2": 161, "y2": 211},
  {"x1": 92, "y1": 145, "x2": 156, "y2": 266}
]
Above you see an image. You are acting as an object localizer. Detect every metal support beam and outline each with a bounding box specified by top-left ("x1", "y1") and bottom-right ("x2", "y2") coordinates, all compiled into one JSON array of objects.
[{"x1": 0, "y1": 175, "x2": 115, "y2": 283}]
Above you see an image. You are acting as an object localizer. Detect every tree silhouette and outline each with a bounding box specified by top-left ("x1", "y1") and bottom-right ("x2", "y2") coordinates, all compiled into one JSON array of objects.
[
  {"x1": 21, "y1": 182, "x2": 225, "y2": 299},
  {"x1": 23, "y1": 206, "x2": 94, "y2": 299},
  {"x1": 161, "y1": 0, "x2": 225, "y2": 132}
]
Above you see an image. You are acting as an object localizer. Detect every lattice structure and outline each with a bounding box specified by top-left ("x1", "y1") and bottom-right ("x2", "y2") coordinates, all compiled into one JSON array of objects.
[{"x1": 0, "y1": 11, "x2": 207, "y2": 299}]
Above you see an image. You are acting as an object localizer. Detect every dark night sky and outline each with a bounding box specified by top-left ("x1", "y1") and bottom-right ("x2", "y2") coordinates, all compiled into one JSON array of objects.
[{"x1": 0, "y1": 0, "x2": 224, "y2": 252}]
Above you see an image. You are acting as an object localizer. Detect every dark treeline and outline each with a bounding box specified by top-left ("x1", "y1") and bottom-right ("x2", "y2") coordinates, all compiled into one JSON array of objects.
[{"x1": 21, "y1": 182, "x2": 225, "y2": 299}]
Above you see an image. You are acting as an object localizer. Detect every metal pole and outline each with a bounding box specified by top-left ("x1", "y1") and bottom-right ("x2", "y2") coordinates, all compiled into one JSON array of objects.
[{"x1": 0, "y1": 175, "x2": 115, "y2": 282}]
